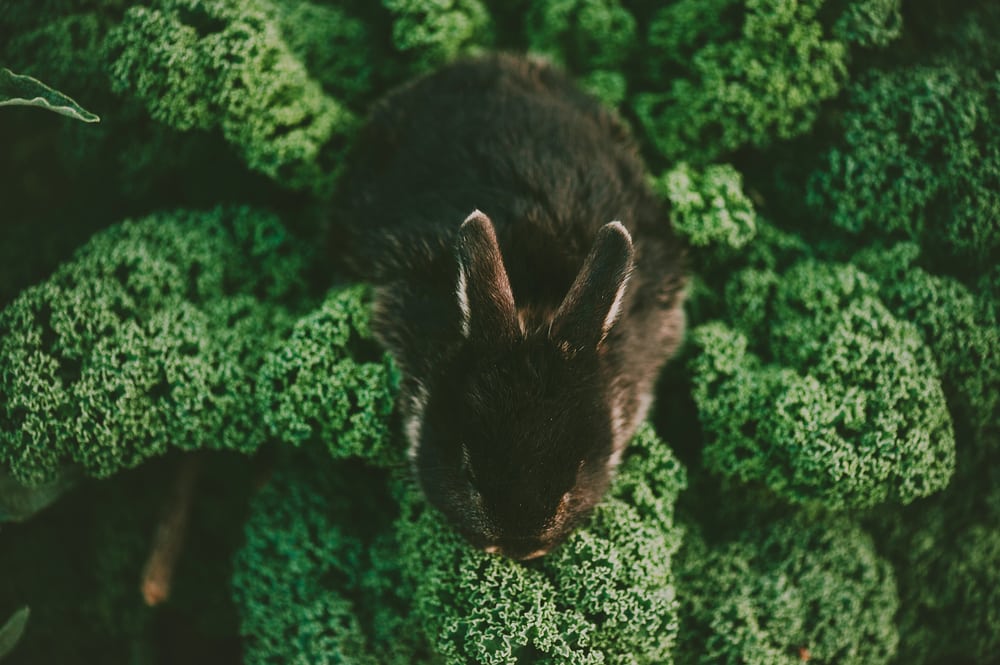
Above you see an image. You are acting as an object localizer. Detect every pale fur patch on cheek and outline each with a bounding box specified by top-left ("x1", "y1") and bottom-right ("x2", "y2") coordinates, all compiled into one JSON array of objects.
[
  {"x1": 610, "y1": 398, "x2": 627, "y2": 448},
  {"x1": 609, "y1": 375, "x2": 632, "y2": 454},
  {"x1": 457, "y1": 263, "x2": 471, "y2": 338},
  {"x1": 405, "y1": 383, "x2": 430, "y2": 463},
  {"x1": 635, "y1": 391, "x2": 654, "y2": 424},
  {"x1": 608, "y1": 389, "x2": 654, "y2": 468}
]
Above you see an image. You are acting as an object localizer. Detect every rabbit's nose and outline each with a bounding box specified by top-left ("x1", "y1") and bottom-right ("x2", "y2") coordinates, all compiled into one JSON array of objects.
[
  {"x1": 482, "y1": 539, "x2": 551, "y2": 560},
  {"x1": 517, "y1": 546, "x2": 550, "y2": 561}
]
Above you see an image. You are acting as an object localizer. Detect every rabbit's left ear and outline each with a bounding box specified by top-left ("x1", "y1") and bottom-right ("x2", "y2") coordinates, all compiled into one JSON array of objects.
[
  {"x1": 550, "y1": 221, "x2": 634, "y2": 351},
  {"x1": 456, "y1": 210, "x2": 520, "y2": 343}
]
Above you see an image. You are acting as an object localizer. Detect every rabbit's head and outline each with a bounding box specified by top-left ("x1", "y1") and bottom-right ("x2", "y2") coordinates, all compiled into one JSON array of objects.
[{"x1": 410, "y1": 211, "x2": 634, "y2": 560}]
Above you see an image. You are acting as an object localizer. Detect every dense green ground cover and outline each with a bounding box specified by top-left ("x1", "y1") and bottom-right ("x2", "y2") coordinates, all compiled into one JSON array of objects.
[{"x1": 0, "y1": 0, "x2": 996, "y2": 663}]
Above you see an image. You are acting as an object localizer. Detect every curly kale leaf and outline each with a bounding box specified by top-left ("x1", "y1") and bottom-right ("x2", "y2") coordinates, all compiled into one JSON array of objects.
[
  {"x1": 396, "y1": 423, "x2": 686, "y2": 664},
  {"x1": 234, "y1": 424, "x2": 686, "y2": 664},
  {"x1": 854, "y1": 243, "x2": 1000, "y2": 447},
  {"x1": 690, "y1": 260, "x2": 955, "y2": 509},
  {"x1": 233, "y1": 456, "x2": 421, "y2": 665},
  {"x1": 525, "y1": 0, "x2": 637, "y2": 105},
  {"x1": 382, "y1": 0, "x2": 494, "y2": 72},
  {"x1": 635, "y1": 0, "x2": 849, "y2": 163},
  {"x1": 107, "y1": 0, "x2": 357, "y2": 194},
  {"x1": 809, "y1": 65, "x2": 1000, "y2": 268},
  {"x1": 675, "y1": 515, "x2": 899, "y2": 665},
  {"x1": 0, "y1": 206, "x2": 306, "y2": 484},
  {"x1": 257, "y1": 284, "x2": 401, "y2": 467},
  {"x1": 654, "y1": 162, "x2": 757, "y2": 251}
]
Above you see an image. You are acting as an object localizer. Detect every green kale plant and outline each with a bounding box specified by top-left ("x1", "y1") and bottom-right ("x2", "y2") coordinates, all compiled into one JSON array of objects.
[
  {"x1": 655, "y1": 163, "x2": 757, "y2": 251},
  {"x1": 853, "y1": 243, "x2": 1000, "y2": 450},
  {"x1": 634, "y1": 0, "x2": 902, "y2": 164},
  {"x1": 232, "y1": 456, "x2": 425, "y2": 665},
  {"x1": 690, "y1": 260, "x2": 956, "y2": 510},
  {"x1": 262, "y1": 0, "x2": 378, "y2": 104},
  {"x1": 0, "y1": 206, "x2": 307, "y2": 485},
  {"x1": 257, "y1": 284, "x2": 401, "y2": 466},
  {"x1": 878, "y1": 467, "x2": 1000, "y2": 665},
  {"x1": 234, "y1": 423, "x2": 687, "y2": 664},
  {"x1": 525, "y1": 0, "x2": 637, "y2": 104},
  {"x1": 674, "y1": 514, "x2": 899, "y2": 665},
  {"x1": 1, "y1": 0, "x2": 998, "y2": 661},
  {"x1": 383, "y1": 0, "x2": 494, "y2": 72},
  {"x1": 106, "y1": 0, "x2": 358, "y2": 194},
  {"x1": 809, "y1": 64, "x2": 1000, "y2": 269}
]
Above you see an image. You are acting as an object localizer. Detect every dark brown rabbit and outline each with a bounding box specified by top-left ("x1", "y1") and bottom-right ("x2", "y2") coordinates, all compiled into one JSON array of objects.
[{"x1": 330, "y1": 54, "x2": 686, "y2": 560}]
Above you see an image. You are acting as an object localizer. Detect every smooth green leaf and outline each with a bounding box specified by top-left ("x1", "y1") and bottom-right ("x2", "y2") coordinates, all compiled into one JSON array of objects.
[
  {"x1": 0, "y1": 68, "x2": 99, "y2": 123},
  {"x1": 0, "y1": 607, "x2": 29, "y2": 662},
  {"x1": 0, "y1": 466, "x2": 79, "y2": 523}
]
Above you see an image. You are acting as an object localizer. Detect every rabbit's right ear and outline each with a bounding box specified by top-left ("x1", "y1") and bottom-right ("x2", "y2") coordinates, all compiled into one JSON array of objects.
[
  {"x1": 550, "y1": 221, "x2": 634, "y2": 351},
  {"x1": 456, "y1": 210, "x2": 519, "y2": 343}
]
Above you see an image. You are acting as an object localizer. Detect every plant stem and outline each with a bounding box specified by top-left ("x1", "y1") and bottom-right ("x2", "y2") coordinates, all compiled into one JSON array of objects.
[{"x1": 140, "y1": 454, "x2": 203, "y2": 606}]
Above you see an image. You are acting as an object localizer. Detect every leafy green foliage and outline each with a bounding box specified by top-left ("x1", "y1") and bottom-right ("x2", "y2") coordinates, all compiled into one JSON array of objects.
[
  {"x1": 3, "y1": 0, "x2": 999, "y2": 660},
  {"x1": 257, "y1": 285, "x2": 401, "y2": 467},
  {"x1": 655, "y1": 163, "x2": 756, "y2": 251},
  {"x1": 234, "y1": 424, "x2": 687, "y2": 664},
  {"x1": 233, "y1": 456, "x2": 426, "y2": 665},
  {"x1": 0, "y1": 68, "x2": 100, "y2": 122},
  {"x1": 832, "y1": 0, "x2": 902, "y2": 47},
  {"x1": 0, "y1": 207, "x2": 391, "y2": 490},
  {"x1": 869, "y1": 453, "x2": 1000, "y2": 665},
  {"x1": 393, "y1": 423, "x2": 686, "y2": 664},
  {"x1": 690, "y1": 260, "x2": 955, "y2": 509},
  {"x1": 107, "y1": 0, "x2": 357, "y2": 194},
  {"x1": 675, "y1": 515, "x2": 899, "y2": 665},
  {"x1": 382, "y1": 0, "x2": 494, "y2": 72},
  {"x1": 635, "y1": 0, "x2": 845, "y2": 163},
  {"x1": 1, "y1": 9, "x2": 111, "y2": 98},
  {"x1": 264, "y1": 0, "x2": 377, "y2": 104},
  {"x1": 0, "y1": 2, "x2": 315, "y2": 222},
  {"x1": 896, "y1": 518, "x2": 1000, "y2": 664},
  {"x1": 525, "y1": 0, "x2": 636, "y2": 104},
  {"x1": 0, "y1": 207, "x2": 306, "y2": 485},
  {"x1": 809, "y1": 65, "x2": 1000, "y2": 268},
  {"x1": 634, "y1": 0, "x2": 905, "y2": 163},
  {"x1": 854, "y1": 243, "x2": 1000, "y2": 446}
]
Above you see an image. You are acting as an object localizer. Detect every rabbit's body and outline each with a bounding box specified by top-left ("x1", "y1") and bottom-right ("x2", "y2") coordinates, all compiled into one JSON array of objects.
[{"x1": 332, "y1": 54, "x2": 686, "y2": 560}]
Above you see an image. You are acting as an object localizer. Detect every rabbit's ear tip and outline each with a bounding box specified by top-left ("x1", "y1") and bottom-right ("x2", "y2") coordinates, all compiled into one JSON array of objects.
[
  {"x1": 600, "y1": 221, "x2": 633, "y2": 246},
  {"x1": 462, "y1": 209, "x2": 492, "y2": 229}
]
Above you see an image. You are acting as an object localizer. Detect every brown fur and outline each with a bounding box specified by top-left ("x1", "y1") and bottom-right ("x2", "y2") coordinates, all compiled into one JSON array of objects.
[{"x1": 330, "y1": 54, "x2": 687, "y2": 560}]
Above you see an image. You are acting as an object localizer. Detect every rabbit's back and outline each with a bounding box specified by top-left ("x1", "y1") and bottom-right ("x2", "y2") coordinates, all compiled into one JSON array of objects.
[
  {"x1": 334, "y1": 55, "x2": 670, "y2": 302},
  {"x1": 332, "y1": 55, "x2": 685, "y2": 391}
]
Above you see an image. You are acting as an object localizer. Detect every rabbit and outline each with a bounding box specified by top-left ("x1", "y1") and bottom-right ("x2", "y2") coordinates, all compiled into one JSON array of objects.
[{"x1": 329, "y1": 54, "x2": 687, "y2": 561}]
